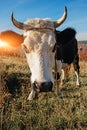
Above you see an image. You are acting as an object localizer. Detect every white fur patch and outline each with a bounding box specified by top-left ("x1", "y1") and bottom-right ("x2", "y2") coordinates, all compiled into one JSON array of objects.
[
  {"x1": 75, "y1": 71, "x2": 80, "y2": 86},
  {"x1": 22, "y1": 18, "x2": 56, "y2": 84},
  {"x1": 24, "y1": 18, "x2": 54, "y2": 28}
]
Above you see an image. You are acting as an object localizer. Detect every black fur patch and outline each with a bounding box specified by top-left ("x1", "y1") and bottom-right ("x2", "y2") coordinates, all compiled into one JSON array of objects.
[{"x1": 55, "y1": 28, "x2": 78, "y2": 64}]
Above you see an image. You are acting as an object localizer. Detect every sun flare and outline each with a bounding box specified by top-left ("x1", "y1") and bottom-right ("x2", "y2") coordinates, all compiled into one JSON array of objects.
[{"x1": 0, "y1": 40, "x2": 10, "y2": 48}]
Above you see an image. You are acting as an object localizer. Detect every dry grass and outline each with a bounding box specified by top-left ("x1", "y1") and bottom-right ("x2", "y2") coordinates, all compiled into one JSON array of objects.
[{"x1": 0, "y1": 55, "x2": 87, "y2": 130}]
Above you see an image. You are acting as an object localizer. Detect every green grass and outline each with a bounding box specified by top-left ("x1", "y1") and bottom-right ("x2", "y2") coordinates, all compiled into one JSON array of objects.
[{"x1": 0, "y1": 55, "x2": 87, "y2": 130}]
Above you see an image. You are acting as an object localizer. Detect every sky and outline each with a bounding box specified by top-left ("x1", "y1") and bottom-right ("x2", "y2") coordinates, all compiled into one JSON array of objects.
[{"x1": 0, "y1": 0, "x2": 87, "y2": 41}]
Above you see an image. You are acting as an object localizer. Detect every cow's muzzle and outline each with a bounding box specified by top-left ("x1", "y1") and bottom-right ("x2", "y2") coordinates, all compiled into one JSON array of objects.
[{"x1": 32, "y1": 81, "x2": 53, "y2": 92}]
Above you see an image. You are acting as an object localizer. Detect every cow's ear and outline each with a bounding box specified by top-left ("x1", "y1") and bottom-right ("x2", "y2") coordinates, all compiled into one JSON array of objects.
[{"x1": 0, "y1": 30, "x2": 24, "y2": 47}]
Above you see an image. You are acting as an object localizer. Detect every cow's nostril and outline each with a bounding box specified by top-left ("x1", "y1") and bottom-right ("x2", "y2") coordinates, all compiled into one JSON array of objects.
[
  {"x1": 32, "y1": 81, "x2": 40, "y2": 92},
  {"x1": 40, "y1": 81, "x2": 53, "y2": 92}
]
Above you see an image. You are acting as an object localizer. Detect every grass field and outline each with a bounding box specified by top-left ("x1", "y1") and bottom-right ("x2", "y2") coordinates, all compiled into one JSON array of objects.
[{"x1": 0, "y1": 55, "x2": 87, "y2": 130}]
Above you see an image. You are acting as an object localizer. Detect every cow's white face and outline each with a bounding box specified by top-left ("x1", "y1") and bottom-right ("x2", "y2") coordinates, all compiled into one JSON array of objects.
[
  {"x1": 22, "y1": 19, "x2": 56, "y2": 91},
  {"x1": 11, "y1": 6, "x2": 67, "y2": 94}
]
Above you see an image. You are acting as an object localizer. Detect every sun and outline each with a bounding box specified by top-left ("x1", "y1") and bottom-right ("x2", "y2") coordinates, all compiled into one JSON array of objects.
[{"x1": 0, "y1": 40, "x2": 10, "y2": 48}]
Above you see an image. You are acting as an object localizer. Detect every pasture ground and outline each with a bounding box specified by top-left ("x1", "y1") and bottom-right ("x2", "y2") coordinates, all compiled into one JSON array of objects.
[{"x1": 0, "y1": 55, "x2": 87, "y2": 130}]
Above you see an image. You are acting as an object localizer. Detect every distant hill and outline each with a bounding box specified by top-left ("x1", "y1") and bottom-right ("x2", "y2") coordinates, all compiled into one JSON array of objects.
[
  {"x1": 78, "y1": 40, "x2": 87, "y2": 44},
  {"x1": 78, "y1": 41, "x2": 87, "y2": 60}
]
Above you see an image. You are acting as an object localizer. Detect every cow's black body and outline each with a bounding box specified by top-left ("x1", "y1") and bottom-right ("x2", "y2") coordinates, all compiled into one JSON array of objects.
[
  {"x1": 55, "y1": 28, "x2": 78, "y2": 64},
  {"x1": 55, "y1": 38, "x2": 78, "y2": 64},
  {"x1": 54, "y1": 28, "x2": 80, "y2": 80}
]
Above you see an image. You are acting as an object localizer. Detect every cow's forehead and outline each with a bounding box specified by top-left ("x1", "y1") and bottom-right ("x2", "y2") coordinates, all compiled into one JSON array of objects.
[{"x1": 24, "y1": 18, "x2": 54, "y2": 28}]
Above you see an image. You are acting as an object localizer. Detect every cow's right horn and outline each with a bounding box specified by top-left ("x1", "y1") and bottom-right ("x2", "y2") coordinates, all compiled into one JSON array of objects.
[
  {"x1": 11, "y1": 13, "x2": 32, "y2": 30},
  {"x1": 11, "y1": 12, "x2": 24, "y2": 29},
  {"x1": 54, "y1": 6, "x2": 67, "y2": 28}
]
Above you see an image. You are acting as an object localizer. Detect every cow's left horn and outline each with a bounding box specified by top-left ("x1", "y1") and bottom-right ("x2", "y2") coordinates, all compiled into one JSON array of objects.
[
  {"x1": 11, "y1": 12, "x2": 24, "y2": 29},
  {"x1": 54, "y1": 6, "x2": 67, "y2": 28}
]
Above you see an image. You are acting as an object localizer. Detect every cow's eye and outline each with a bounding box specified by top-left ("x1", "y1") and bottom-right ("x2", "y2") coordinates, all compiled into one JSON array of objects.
[{"x1": 23, "y1": 44, "x2": 30, "y2": 53}]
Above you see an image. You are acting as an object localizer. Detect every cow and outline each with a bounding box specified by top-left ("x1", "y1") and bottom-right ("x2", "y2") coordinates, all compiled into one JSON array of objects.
[
  {"x1": 53, "y1": 28, "x2": 80, "y2": 89},
  {"x1": 0, "y1": 7, "x2": 67, "y2": 100}
]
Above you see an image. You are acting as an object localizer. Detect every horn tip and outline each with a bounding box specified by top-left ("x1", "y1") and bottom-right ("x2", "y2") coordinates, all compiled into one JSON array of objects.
[
  {"x1": 11, "y1": 12, "x2": 14, "y2": 20},
  {"x1": 64, "y1": 6, "x2": 67, "y2": 12}
]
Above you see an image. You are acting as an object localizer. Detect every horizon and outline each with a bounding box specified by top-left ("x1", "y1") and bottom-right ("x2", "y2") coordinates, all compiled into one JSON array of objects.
[{"x1": 0, "y1": 0, "x2": 87, "y2": 41}]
